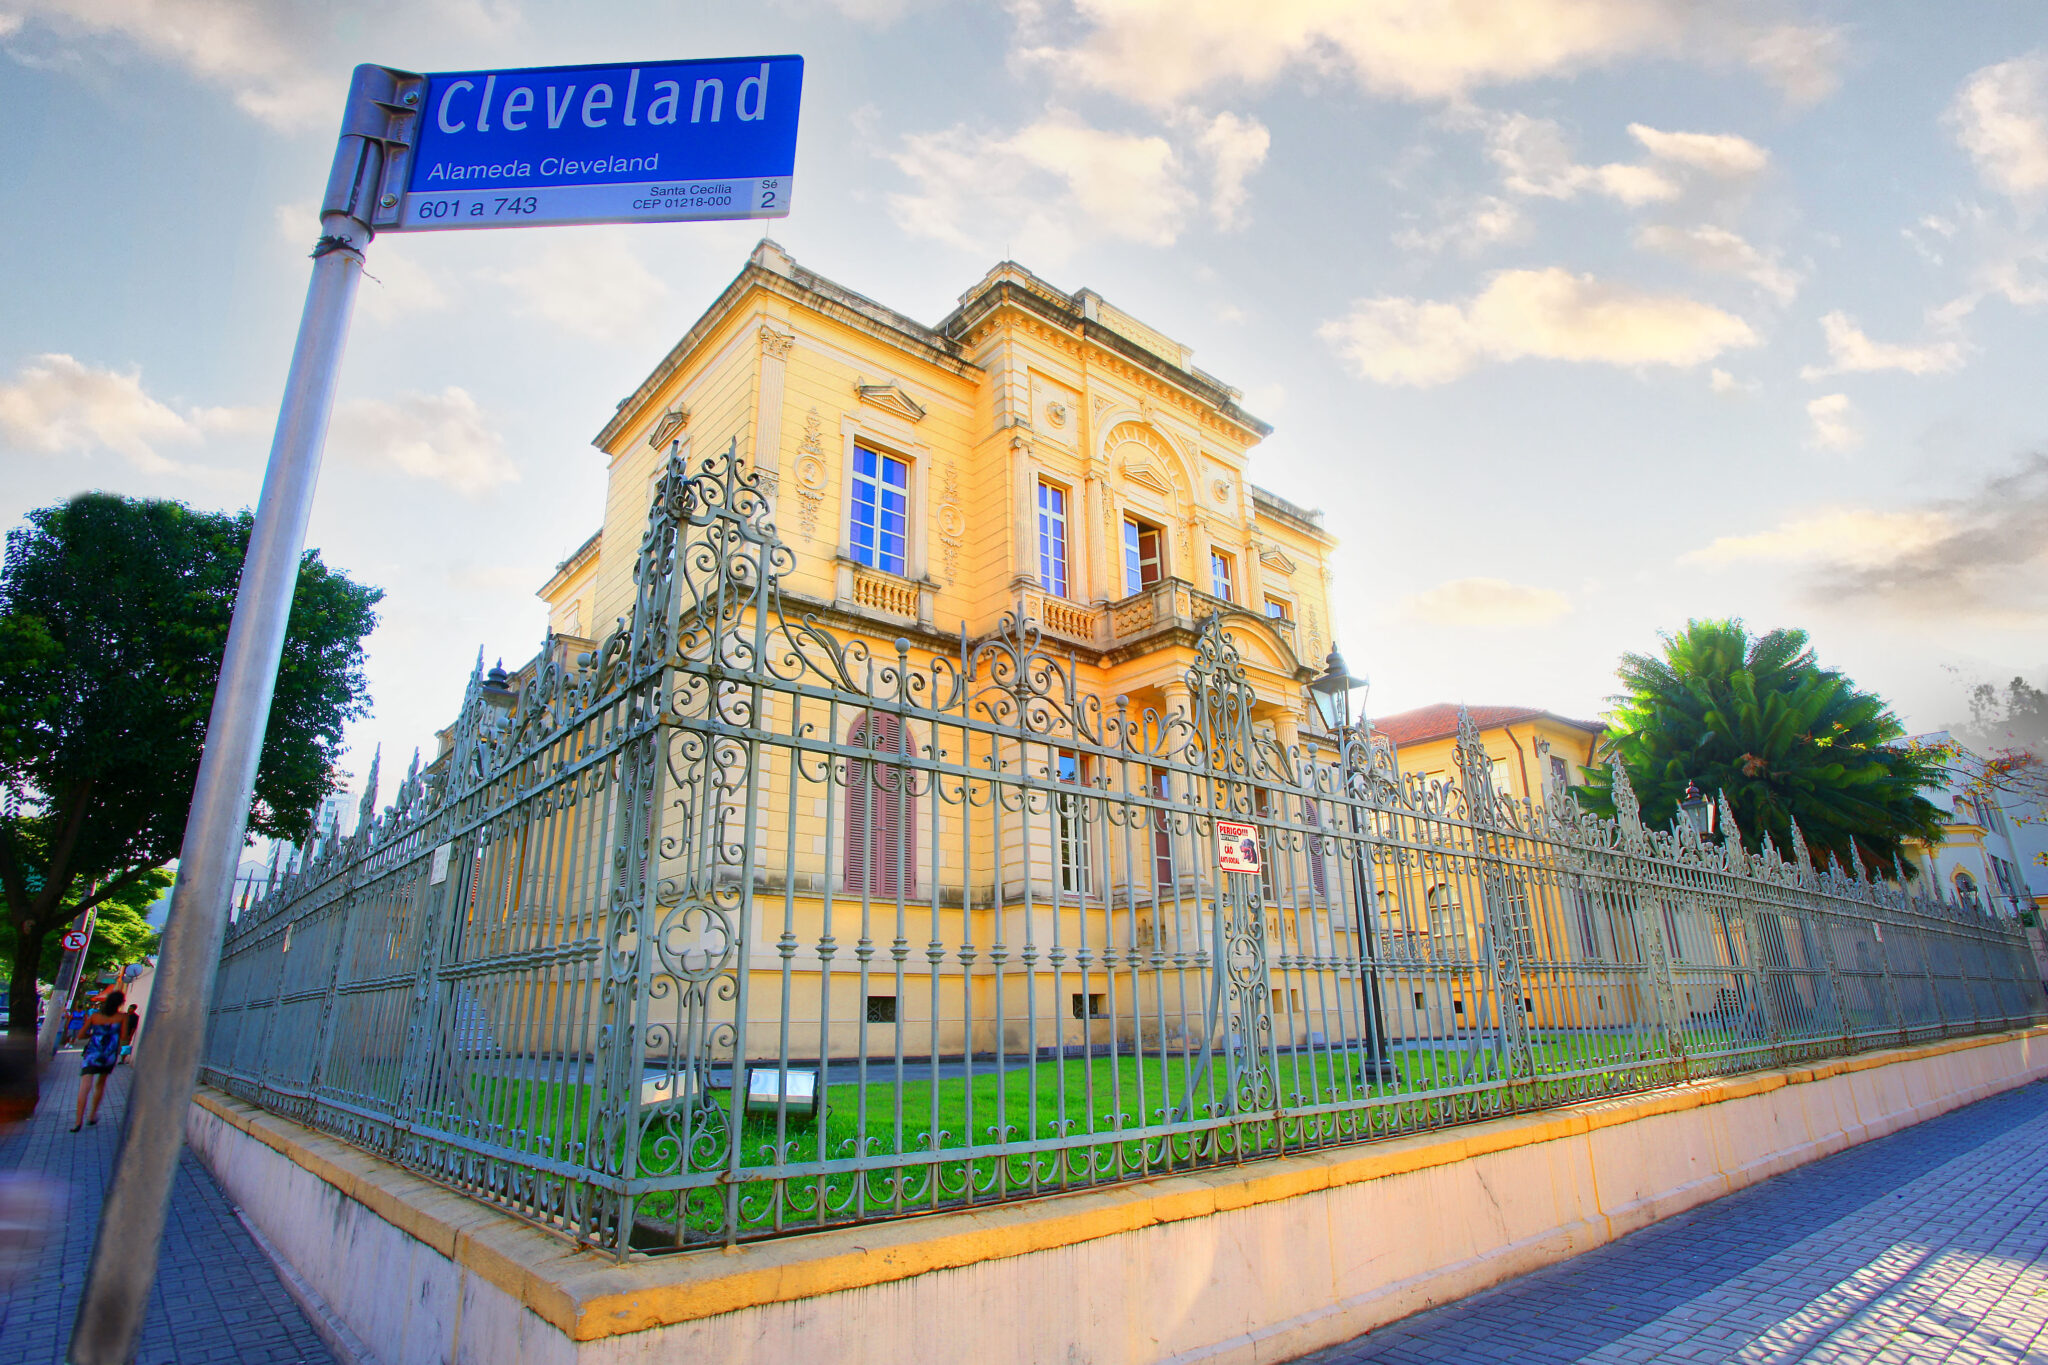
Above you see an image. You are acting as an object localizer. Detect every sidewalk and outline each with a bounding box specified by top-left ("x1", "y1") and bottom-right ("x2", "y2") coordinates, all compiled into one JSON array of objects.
[
  {"x1": 0, "y1": 1050, "x2": 333, "y2": 1365},
  {"x1": 1297, "y1": 1079, "x2": 2048, "y2": 1365}
]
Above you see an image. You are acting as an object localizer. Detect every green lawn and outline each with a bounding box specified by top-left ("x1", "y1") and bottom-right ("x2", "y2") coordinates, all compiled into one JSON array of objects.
[{"x1": 427, "y1": 1030, "x2": 1696, "y2": 1243}]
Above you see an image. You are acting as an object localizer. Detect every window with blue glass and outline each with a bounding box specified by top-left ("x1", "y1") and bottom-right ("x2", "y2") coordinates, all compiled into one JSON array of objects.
[
  {"x1": 849, "y1": 445, "x2": 910, "y2": 576},
  {"x1": 1037, "y1": 481, "x2": 1069, "y2": 598}
]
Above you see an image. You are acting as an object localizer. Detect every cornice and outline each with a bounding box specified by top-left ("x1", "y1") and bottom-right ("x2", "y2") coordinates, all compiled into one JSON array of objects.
[
  {"x1": 594, "y1": 261, "x2": 981, "y2": 452},
  {"x1": 943, "y1": 283, "x2": 1273, "y2": 442}
]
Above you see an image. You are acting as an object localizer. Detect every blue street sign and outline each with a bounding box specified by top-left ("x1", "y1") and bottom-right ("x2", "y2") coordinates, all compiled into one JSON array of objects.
[{"x1": 394, "y1": 55, "x2": 801, "y2": 231}]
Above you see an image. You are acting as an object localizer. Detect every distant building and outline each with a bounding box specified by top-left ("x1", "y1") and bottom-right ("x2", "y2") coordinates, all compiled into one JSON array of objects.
[
  {"x1": 1904, "y1": 731, "x2": 2033, "y2": 918},
  {"x1": 1368, "y1": 704, "x2": 1605, "y2": 808}
]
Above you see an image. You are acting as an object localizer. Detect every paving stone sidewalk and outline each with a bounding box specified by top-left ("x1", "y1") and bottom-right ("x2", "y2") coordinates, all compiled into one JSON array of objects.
[
  {"x1": 1297, "y1": 1079, "x2": 2048, "y2": 1365},
  {"x1": 0, "y1": 1049, "x2": 332, "y2": 1365}
]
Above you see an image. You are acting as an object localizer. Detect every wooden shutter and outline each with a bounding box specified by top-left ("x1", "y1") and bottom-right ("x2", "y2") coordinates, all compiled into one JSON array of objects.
[
  {"x1": 846, "y1": 712, "x2": 915, "y2": 897},
  {"x1": 1302, "y1": 797, "x2": 1328, "y2": 902}
]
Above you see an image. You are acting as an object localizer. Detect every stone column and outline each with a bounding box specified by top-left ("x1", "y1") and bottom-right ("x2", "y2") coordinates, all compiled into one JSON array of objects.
[
  {"x1": 1083, "y1": 468, "x2": 1109, "y2": 603},
  {"x1": 1010, "y1": 433, "x2": 1038, "y2": 589},
  {"x1": 754, "y1": 323, "x2": 794, "y2": 489}
]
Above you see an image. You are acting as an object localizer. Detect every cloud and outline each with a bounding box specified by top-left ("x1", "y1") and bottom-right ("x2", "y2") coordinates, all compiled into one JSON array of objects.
[
  {"x1": 1637, "y1": 224, "x2": 1800, "y2": 302},
  {"x1": 490, "y1": 230, "x2": 671, "y2": 343},
  {"x1": 1805, "y1": 393, "x2": 1860, "y2": 451},
  {"x1": 1319, "y1": 267, "x2": 1757, "y2": 386},
  {"x1": 1400, "y1": 576, "x2": 1570, "y2": 627},
  {"x1": 1393, "y1": 195, "x2": 1523, "y2": 254},
  {"x1": 1485, "y1": 113, "x2": 1677, "y2": 204},
  {"x1": 329, "y1": 388, "x2": 515, "y2": 495},
  {"x1": 1192, "y1": 111, "x2": 1271, "y2": 229},
  {"x1": 1682, "y1": 452, "x2": 2048, "y2": 625},
  {"x1": 0, "y1": 352, "x2": 260, "y2": 472},
  {"x1": 1800, "y1": 311, "x2": 1966, "y2": 379},
  {"x1": 889, "y1": 111, "x2": 1196, "y2": 260},
  {"x1": 1626, "y1": 123, "x2": 1770, "y2": 177},
  {"x1": 1013, "y1": 0, "x2": 1840, "y2": 107},
  {"x1": 1947, "y1": 53, "x2": 2048, "y2": 201},
  {"x1": 0, "y1": 0, "x2": 518, "y2": 131},
  {"x1": 1709, "y1": 368, "x2": 1756, "y2": 395}
]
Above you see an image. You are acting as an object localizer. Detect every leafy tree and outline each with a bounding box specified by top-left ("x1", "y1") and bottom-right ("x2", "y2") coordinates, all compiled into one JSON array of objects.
[
  {"x1": 0, "y1": 867, "x2": 172, "y2": 1000},
  {"x1": 0, "y1": 494, "x2": 380, "y2": 1034},
  {"x1": 1576, "y1": 620, "x2": 1943, "y2": 874}
]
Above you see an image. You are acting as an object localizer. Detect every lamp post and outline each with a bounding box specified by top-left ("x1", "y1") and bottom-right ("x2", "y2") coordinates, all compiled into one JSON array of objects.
[
  {"x1": 1678, "y1": 780, "x2": 1712, "y2": 840},
  {"x1": 1308, "y1": 648, "x2": 1396, "y2": 1082}
]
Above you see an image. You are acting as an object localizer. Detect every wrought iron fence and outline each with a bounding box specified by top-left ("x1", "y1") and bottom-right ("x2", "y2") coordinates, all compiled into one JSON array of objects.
[{"x1": 201, "y1": 441, "x2": 2045, "y2": 1256}]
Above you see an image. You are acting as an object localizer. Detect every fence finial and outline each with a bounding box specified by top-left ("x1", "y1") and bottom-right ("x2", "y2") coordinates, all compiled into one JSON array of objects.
[
  {"x1": 1611, "y1": 760, "x2": 1642, "y2": 831},
  {"x1": 1788, "y1": 816, "x2": 1813, "y2": 872},
  {"x1": 357, "y1": 746, "x2": 381, "y2": 830}
]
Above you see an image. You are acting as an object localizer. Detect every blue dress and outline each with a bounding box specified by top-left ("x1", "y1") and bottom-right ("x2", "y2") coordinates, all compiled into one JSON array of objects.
[{"x1": 80, "y1": 1022, "x2": 122, "y2": 1074}]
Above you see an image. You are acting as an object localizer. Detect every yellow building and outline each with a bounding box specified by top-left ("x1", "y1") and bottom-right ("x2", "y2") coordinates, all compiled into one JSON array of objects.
[
  {"x1": 510, "y1": 241, "x2": 1343, "y2": 1061},
  {"x1": 556, "y1": 240, "x2": 1333, "y2": 697},
  {"x1": 1360, "y1": 704, "x2": 1629, "y2": 1036},
  {"x1": 1369, "y1": 703, "x2": 1603, "y2": 810}
]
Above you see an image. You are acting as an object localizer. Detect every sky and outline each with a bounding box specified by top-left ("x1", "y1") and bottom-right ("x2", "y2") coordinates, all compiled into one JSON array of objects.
[{"x1": 2, "y1": 0, "x2": 2046, "y2": 804}]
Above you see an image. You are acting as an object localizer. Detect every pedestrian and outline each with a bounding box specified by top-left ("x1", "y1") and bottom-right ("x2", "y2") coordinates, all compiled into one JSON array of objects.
[
  {"x1": 72, "y1": 990, "x2": 125, "y2": 1132},
  {"x1": 119, "y1": 1003, "x2": 141, "y2": 1065},
  {"x1": 58, "y1": 1007, "x2": 84, "y2": 1049}
]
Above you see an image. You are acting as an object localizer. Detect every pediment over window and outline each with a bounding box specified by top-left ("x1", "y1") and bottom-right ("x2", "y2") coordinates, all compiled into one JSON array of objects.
[
  {"x1": 1123, "y1": 460, "x2": 1175, "y2": 497},
  {"x1": 646, "y1": 403, "x2": 689, "y2": 449},
  {"x1": 1259, "y1": 546, "x2": 1299, "y2": 575},
  {"x1": 857, "y1": 383, "x2": 926, "y2": 423}
]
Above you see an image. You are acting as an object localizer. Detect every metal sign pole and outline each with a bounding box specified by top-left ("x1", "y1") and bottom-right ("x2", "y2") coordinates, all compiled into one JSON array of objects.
[
  {"x1": 35, "y1": 906, "x2": 95, "y2": 1066},
  {"x1": 66, "y1": 67, "x2": 419, "y2": 1365}
]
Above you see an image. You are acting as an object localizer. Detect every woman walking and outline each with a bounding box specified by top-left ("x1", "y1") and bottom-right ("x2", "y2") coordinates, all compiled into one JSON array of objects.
[{"x1": 72, "y1": 991, "x2": 125, "y2": 1132}]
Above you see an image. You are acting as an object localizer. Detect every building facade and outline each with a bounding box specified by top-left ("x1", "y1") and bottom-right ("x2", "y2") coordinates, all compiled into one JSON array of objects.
[
  {"x1": 1905, "y1": 731, "x2": 2035, "y2": 919},
  {"x1": 504, "y1": 242, "x2": 1344, "y2": 1062},
  {"x1": 550, "y1": 240, "x2": 1333, "y2": 717}
]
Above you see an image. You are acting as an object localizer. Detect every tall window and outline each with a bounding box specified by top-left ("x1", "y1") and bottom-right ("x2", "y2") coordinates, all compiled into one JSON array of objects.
[
  {"x1": 1037, "y1": 481, "x2": 1069, "y2": 598},
  {"x1": 1426, "y1": 884, "x2": 1465, "y2": 957},
  {"x1": 1150, "y1": 767, "x2": 1175, "y2": 888},
  {"x1": 1210, "y1": 550, "x2": 1235, "y2": 602},
  {"x1": 1264, "y1": 596, "x2": 1290, "y2": 621},
  {"x1": 1055, "y1": 749, "x2": 1090, "y2": 894},
  {"x1": 1548, "y1": 754, "x2": 1570, "y2": 796},
  {"x1": 849, "y1": 446, "x2": 910, "y2": 576},
  {"x1": 1123, "y1": 518, "x2": 1164, "y2": 596},
  {"x1": 846, "y1": 711, "x2": 915, "y2": 897}
]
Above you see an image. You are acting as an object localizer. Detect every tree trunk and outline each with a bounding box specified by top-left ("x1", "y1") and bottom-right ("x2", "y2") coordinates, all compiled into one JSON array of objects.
[{"x1": 7, "y1": 921, "x2": 46, "y2": 1036}]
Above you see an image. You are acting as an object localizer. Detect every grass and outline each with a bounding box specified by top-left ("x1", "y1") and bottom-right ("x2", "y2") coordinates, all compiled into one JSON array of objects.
[{"x1": 424, "y1": 1028, "x2": 1711, "y2": 1243}]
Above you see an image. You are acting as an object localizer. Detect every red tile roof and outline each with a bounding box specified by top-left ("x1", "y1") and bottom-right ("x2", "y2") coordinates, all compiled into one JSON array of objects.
[{"x1": 1369, "y1": 703, "x2": 1605, "y2": 748}]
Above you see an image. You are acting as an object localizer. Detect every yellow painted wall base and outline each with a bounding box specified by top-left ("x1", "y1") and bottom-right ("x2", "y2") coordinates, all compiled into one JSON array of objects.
[{"x1": 188, "y1": 1028, "x2": 2048, "y2": 1365}]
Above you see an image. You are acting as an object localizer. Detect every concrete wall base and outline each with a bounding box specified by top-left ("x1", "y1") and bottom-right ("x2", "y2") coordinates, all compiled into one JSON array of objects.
[{"x1": 188, "y1": 1028, "x2": 2048, "y2": 1365}]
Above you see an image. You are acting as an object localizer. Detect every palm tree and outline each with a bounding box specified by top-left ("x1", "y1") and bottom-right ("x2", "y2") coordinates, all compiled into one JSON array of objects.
[{"x1": 1576, "y1": 620, "x2": 1943, "y2": 875}]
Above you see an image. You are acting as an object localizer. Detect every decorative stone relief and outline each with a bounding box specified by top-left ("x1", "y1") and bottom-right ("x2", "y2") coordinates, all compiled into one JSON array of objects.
[
  {"x1": 1212, "y1": 477, "x2": 1231, "y2": 504},
  {"x1": 792, "y1": 407, "x2": 827, "y2": 541},
  {"x1": 938, "y1": 461, "x2": 964, "y2": 581},
  {"x1": 1045, "y1": 400, "x2": 1069, "y2": 428},
  {"x1": 758, "y1": 325, "x2": 795, "y2": 359}
]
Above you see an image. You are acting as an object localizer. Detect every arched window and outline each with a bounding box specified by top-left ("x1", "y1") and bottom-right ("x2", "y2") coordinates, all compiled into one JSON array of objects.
[
  {"x1": 1953, "y1": 869, "x2": 1980, "y2": 910},
  {"x1": 846, "y1": 711, "x2": 915, "y2": 897}
]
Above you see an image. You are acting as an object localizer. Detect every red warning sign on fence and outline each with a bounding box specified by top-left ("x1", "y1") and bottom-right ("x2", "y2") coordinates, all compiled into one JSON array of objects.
[{"x1": 1217, "y1": 820, "x2": 1260, "y2": 874}]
